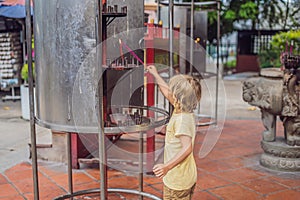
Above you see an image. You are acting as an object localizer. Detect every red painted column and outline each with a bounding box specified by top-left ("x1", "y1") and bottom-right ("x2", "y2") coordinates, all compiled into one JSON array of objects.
[
  {"x1": 156, "y1": 20, "x2": 163, "y2": 38},
  {"x1": 145, "y1": 37, "x2": 156, "y2": 173},
  {"x1": 71, "y1": 133, "x2": 79, "y2": 169}
]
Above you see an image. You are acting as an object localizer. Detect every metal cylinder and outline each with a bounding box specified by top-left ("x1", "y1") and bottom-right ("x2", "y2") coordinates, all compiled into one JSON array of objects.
[{"x1": 34, "y1": 0, "x2": 97, "y2": 132}]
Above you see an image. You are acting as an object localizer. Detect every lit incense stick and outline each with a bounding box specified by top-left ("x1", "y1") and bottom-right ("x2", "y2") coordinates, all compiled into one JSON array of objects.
[
  {"x1": 119, "y1": 39, "x2": 124, "y2": 60},
  {"x1": 119, "y1": 39, "x2": 144, "y2": 65}
]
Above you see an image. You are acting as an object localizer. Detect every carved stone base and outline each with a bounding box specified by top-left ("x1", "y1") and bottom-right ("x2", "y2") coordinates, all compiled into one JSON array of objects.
[{"x1": 260, "y1": 138, "x2": 300, "y2": 172}]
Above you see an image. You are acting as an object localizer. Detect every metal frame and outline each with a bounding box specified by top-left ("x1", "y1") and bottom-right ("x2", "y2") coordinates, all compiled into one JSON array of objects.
[
  {"x1": 25, "y1": 1, "x2": 39, "y2": 200},
  {"x1": 54, "y1": 105, "x2": 168, "y2": 200},
  {"x1": 26, "y1": 0, "x2": 169, "y2": 199},
  {"x1": 54, "y1": 188, "x2": 161, "y2": 200},
  {"x1": 158, "y1": 0, "x2": 221, "y2": 126},
  {"x1": 27, "y1": 1, "x2": 220, "y2": 200}
]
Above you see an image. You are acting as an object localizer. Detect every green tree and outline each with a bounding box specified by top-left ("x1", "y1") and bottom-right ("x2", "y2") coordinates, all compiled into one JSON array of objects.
[
  {"x1": 258, "y1": 30, "x2": 300, "y2": 68},
  {"x1": 206, "y1": 0, "x2": 260, "y2": 42},
  {"x1": 259, "y1": 0, "x2": 300, "y2": 29},
  {"x1": 205, "y1": 0, "x2": 300, "y2": 42}
]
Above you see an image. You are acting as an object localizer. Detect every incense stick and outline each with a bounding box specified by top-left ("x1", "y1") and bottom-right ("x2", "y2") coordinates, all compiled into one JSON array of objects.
[{"x1": 119, "y1": 39, "x2": 144, "y2": 65}]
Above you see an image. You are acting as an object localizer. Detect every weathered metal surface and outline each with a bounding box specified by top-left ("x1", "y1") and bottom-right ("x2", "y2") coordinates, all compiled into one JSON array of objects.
[
  {"x1": 34, "y1": 0, "x2": 145, "y2": 133},
  {"x1": 34, "y1": 0, "x2": 98, "y2": 132},
  {"x1": 106, "y1": 0, "x2": 144, "y2": 52}
]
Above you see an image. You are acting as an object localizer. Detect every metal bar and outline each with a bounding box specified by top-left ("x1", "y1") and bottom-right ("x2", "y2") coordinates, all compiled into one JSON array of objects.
[
  {"x1": 160, "y1": 0, "x2": 217, "y2": 7},
  {"x1": 189, "y1": 0, "x2": 194, "y2": 75},
  {"x1": 169, "y1": 0, "x2": 174, "y2": 77},
  {"x1": 26, "y1": 0, "x2": 39, "y2": 199},
  {"x1": 54, "y1": 188, "x2": 162, "y2": 200},
  {"x1": 215, "y1": 0, "x2": 220, "y2": 124},
  {"x1": 35, "y1": 105, "x2": 169, "y2": 134},
  {"x1": 67, "y1": 132, "x2": 73, "y2": 198},
  {"x1": 20, "y1": 20, "x2": 26, "y2": 65},
  {"x1": 108, "y1": 189, "x2": 162, "y2": 200},
  {"x1": 139, "y1": 131, "x2": 144, "y2": 200},
  {"x1": 12, "y1": 86, "x2": 15, "y2": 97},
  {"x1": 199, "y1": 8, "x2": 217, "y2": 12},
  {"x1": 95, "y1": 0, "x2": 106, "y2": 200},
  {"x1": 157, "y1": 0, "x2": 161, "y2": 22},
  {"x1": 168, "y1": 0, "x2": 174, "y2": 114},
  {"x1": 54, "y1": 189, "x2": 101, "y2": 200},
  {"x1": 106, "y1": 17, "x2": 116, "y2": 26}
]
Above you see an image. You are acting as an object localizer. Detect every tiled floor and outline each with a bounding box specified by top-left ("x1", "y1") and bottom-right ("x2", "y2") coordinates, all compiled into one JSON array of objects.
[{"x1": 1, "y1": 119, "x2": 300, "y2": 200}]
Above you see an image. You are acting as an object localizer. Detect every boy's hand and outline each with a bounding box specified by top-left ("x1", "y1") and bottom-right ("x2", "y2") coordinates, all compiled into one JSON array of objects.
[
  {"x1": 147, "y1": 65, "x2": 158, "y2": 76},
  {"x1": 153, "y1": 164, "x2": 169, "y2": 179}
]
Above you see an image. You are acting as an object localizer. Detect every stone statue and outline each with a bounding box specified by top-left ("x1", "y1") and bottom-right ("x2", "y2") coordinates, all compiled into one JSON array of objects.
[
  {"x1": 243, "y1": 55, "x2": 300, "y2": 146},
  {"x1": 242, "y1": 54, "x2": 300, "y2": 171},
  {"x1": 243, "y1": 77, "x2": 284, "y2": 142}
]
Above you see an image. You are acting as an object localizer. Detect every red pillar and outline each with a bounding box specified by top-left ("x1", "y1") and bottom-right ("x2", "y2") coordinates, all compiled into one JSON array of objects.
[
  {"x1": 145, "y1": 37, "x2": 156, "y2": 173},
  {"x1": 71, "y1": 133, "x2": 79, "y2": 169}
]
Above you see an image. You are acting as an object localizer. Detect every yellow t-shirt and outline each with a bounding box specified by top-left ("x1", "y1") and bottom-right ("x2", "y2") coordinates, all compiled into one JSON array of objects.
[{"x1": 163, "y1": 112, "x2": 197, "y2": 190}]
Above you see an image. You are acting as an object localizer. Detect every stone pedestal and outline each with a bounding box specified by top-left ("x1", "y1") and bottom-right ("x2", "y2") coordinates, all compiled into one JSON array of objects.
[{"x1": 260, "y1": 137, "x2": 300, "y2": 172}]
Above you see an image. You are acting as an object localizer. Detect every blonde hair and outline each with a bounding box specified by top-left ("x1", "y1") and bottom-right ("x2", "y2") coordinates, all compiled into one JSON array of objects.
[{"x1": 169, "y1": 74, "x2": 201, "y2": 113}]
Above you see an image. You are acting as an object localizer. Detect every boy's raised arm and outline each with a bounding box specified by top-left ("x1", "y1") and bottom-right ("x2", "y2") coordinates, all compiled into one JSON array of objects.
[{"x1": 147, "y1": 65, "x2": 175, "y2": 105}]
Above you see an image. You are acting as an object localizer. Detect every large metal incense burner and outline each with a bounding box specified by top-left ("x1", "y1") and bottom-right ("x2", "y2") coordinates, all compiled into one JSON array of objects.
[
  {"x1": 105, "y1": 105, "x2": 168, "y2": 134},
  {"x1": 54, "y1": 105, "x2": 169, "y2": 200},
  {"x1": 27, "y1": 0, "x2": 221, "y2": 199},
  {"x1": 29, "y1": 0, "x2": 169, "y2": 199},
  {"x1": 243, "y1": 54, "x2": 300, "y2": 171}
]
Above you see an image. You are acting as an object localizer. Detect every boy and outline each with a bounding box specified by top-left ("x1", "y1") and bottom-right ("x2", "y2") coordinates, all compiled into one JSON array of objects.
[{"x1": 147, "y1": 65, "x2": 201, "y2": 200}]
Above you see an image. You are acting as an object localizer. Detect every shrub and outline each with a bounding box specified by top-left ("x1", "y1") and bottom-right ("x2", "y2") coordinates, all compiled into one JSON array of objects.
[
  {"x1": 21, "y1": 63, "x2": 35, "y2": 83},
  {"x1": 258, "y1": 30, "x2": 300, "y2": 68},
  {"x1": 224, "y1": 59, "x2": 236, "y2": 69},
  {"x1": 259, "y1": 49, "x2": 281, "y2": 68}
]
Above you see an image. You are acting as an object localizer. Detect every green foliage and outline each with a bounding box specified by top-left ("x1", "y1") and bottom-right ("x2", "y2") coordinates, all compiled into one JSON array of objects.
[
  {"x1": 259, "y1": 0, "x2": 282, "y2": 29},
  {"x1": 207, "y1": 0, "x2": 300, "y2": 42},
  {"x1": 224, "y1": 10, "x2": 236, "y2": 20},
  {"x1": 207, "y1": 1, "x2": 260, "y2": 42},
  {"x1": 270, "y1": 30, "x2": 300, "y2": 53},
  {"x1": 258, "y1": 30, "x2": 300, "y2": 68},
  {"x1": 21, "y1": 63, "x2": 35, "y2": 82},
  {"x1": 238, "y1": 2, "x2": 258, "y2": 20},
  {"x1": 224, "y1": 59, "x2": 236, "y2": 69},
  {"x1": 208, "y1": 11, "x2": 217, "y2": 25},
  {"x1": 154, "y1": 53, "x2": 179, "y2": 70},
  {"x1": 258, "y1": 50, "x2": 281, "y2": 68}
]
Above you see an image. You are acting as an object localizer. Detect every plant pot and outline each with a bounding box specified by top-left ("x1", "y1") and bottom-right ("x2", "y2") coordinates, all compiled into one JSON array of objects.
[{"x1": 20, "y1": 84, "x2": 36, "y2": 120}]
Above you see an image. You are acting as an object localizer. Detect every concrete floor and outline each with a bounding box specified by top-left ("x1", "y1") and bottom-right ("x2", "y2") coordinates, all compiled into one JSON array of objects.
[{"x1": 0, "y1": 92, "x2": 51, "y2": 172}]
